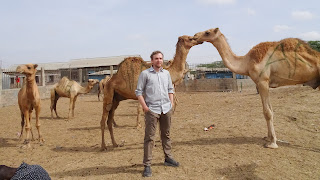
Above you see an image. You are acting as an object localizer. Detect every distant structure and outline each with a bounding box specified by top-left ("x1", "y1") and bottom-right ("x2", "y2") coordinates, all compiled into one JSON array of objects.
[{"x1": 2, "y1": 55, "x2": 140, "y2": 89}]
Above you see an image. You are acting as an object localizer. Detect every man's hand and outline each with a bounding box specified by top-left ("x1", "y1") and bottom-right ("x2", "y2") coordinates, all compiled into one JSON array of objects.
[{"x1": 143, "y1": 106, "x2": 150, "y2": 113}]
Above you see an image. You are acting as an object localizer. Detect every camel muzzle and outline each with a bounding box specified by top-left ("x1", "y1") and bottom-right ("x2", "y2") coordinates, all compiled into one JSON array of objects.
[{"x1": 16, "y1": 66, "x2": 24, "y2": 73}]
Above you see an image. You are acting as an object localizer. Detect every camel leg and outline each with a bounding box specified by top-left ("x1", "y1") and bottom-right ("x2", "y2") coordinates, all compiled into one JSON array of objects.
[
  {"x1": 98, "y1": 86, "x2": 101, "y2": 101},
  {"x1": 19, "y1": 112, "x2": 25, "y2": 140},
  {"x1": 100, "y1": 102, "x2": 112, "y2": 150},
  {"x1": 68, "y1": 96, "x2": 75, "y2": 120},
  {"x1": 28, "y1": 108, "x2": 35, "y2": 141},
  {"x1": 257, "y1": 81, "x2": 278, "y2": 149},
  {"x1": 23, "y1": 110, "x2": 31, "y2": 147},
  {"x1": 108, "y1": 99, "x2": 120, "y2": 147},
  {"x1": 72, "y1": 96, "x2": 78, "y2": 118},
  {"x1": 51, "y1": 91, "x2": 60, "y2": 119},
  {"x1": 53, "y1": 96, "x2": 60, "y2": 118},
  {"x1": 35, "y1": 105, "x2": 44, "y2": 144},
  {"x1": 136, "y1": 103, "x2": 142, "y2": 128}
]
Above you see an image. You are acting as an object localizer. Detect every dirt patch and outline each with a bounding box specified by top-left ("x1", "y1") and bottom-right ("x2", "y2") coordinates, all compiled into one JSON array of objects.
[{"x1": 0, "y1": 85, "x2": 319, "y2": 179}]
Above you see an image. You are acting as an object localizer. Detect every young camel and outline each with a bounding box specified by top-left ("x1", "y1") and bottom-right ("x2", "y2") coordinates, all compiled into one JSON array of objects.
[
  {"x1": 100, "y1": 35, "x2": 201, "y2": 150},
  {"x1": 98, "y1": 75, "x2": 111, "y2": 101},
  {"x1": 193, "y1": 28, "x2": 320, "y2": 148},
  {"x1": 16, "y1": 64, "x2": 44, "y2": 146},
  {"x1": 50, "y1": 77, "x2": 99, "y2": 120}
]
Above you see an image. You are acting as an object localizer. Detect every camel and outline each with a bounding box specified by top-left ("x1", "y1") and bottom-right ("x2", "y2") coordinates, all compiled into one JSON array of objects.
[
  {"x1": 193, "y1": 28, "x2": 320, "y2": 148},
  {"x1": 98, "y1": 75, "x2": 111, "y2": 101},
  {"x1": 16, "y1": 64, "x2": 44, "y2": 146},
  {"x1": 50, "y1": 77, "x2": 99, "y2": 120},
  {"x1": 100, "y1": 35, "x2": 201, "y2": 150}
]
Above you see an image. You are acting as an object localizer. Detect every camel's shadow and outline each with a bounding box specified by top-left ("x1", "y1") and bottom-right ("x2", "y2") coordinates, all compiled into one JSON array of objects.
[
  {"x1": 50, "y1": 163, "x2": 163, "y2": 178},
  {"x1": 173, "y1": 136, "x2": 320, "y2": 153},
  {"x1": 68, "y1": 126, "x2": 100, "y2": 131},
  {"x1": 0, "y1": 137, "x2": 19, "y2": 148},
  {"x1": 216, "y1": 162, "x2": 263, "y2": 180},
  {"x1": 40, "y1": 116, "x2": 68, "y2": 120},
  {"x1": 51, "y1": 142, "x2": 143, "y2": 153}
]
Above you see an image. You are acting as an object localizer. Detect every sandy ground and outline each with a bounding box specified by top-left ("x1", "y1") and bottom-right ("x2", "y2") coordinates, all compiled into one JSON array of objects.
[{"x1": 0, "y1": 85, "x2": 319, "y2": 179}]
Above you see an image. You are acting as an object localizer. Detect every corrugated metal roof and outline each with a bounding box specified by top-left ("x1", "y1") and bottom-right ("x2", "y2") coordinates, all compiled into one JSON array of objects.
[
  {"x1": 67, "y1": 55, "x2": 141, "y2": 68},
  {"x1": 88, "y1": 70, "x2": 118, "y2": 75},
  {"x1": 6, "y1": 62, "x2": 66, "y2": 72},
  {"x1": 5, "y1": 54, "x2": 141, "y2": 71}
]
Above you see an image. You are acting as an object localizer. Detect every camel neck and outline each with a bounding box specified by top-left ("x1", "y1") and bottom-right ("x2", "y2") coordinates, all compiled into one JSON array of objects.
[
  {"x1": 25, "y1": 75, "x2": 37, "y2": 95},
  {"x1": 167, "y1": 43, "x2": 189, "y2": 83},
  {"x1": 211, "y1": 34, "x2": 249, "y2": 75},
  {"x1": 78, "y1": 85, "x2": 92, "y2": 94}
]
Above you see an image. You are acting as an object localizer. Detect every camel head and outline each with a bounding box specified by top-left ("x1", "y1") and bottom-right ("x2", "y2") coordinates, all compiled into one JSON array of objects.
[
  {"x1": 87, "y1": 79, "x2": 99, "y2": 88},
  {"x1": 177, "y1": 35, "x2": 203, "y2": 50},
  {"x1": 193, "y1": 28, "x2": 221, "y2": 43},
  {"x1": 16, "y1": 64, "x2": 38, "y2": 76}
]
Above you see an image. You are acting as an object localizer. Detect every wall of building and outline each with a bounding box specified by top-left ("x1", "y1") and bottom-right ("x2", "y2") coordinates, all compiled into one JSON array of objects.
[
  {"x1": 0, "y1": 85, "x2": 54, "y2": 107},
  {"x1": 175, "y1": 78, "x2": 256, "y2": 92},
  {"x1": 176, "y1": 78, "x2": 238, "y2": 92}
]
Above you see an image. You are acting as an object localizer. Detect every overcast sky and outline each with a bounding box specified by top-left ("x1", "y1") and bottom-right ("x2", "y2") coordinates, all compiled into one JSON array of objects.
[{"x1": 1, "y1": 0, "x2": 319, "y2": 68}]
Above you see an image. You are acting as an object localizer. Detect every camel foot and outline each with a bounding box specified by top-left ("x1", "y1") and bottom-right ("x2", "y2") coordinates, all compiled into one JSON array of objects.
[
  {"x1": 21, "y1": 140, "x2": 31, "y2": 149},
  {"x1": 100, "y1": 145, "x2": 108, "y2": 151},
  {"x1": 136, "y1": 124, "x2": 142, "y2": 129},
  {"x1": 39, "y1": 138, "x2": 45, "y2": 145},
  {"x1": 112, "y1": 142, "x2": 124, "y2": 147},
  {"x1": 263, "y1": 136, "x2": 271, "y2": 142},
  {"x1": 21, "y1": 143, "x2": 31, "y2": 149},
  {"x1": 264, "y1": 142, "x2": 278, "y2": 149}
]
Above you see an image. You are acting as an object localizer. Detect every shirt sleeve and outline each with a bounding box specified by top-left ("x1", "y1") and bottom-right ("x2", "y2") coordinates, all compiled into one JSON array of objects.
[
  {"x1": 135, "y1": 71, "x2": 146, "y2": 97},
  {"x1": 167, "y1": 71, "x2": 174, "y2": 94}
]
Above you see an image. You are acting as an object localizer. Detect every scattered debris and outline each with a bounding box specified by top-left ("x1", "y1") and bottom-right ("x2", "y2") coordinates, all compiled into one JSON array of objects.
[{"x1": 204, "y1": 124, "x2": 215, "y2": 131}]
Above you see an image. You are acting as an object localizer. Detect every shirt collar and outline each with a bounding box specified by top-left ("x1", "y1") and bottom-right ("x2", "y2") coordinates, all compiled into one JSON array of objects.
[{"x1": 149, "y1": 66, "x2": 163, "y2": 72}]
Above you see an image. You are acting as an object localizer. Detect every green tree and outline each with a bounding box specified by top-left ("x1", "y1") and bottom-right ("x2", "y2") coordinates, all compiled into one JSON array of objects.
[
  {"x1": 197, "y1": 61, "x2": 226, "y2": 68},
  {"x1": 308, "y1": 41, "x2": 320, "y2": 52}
]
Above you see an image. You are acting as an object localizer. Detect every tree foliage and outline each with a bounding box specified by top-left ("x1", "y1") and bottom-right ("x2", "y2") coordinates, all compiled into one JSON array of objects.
[
  {"x1": 308, "y1": 41, "x2": 320, "y2": 52},
  {"x1": 197, "y1": 61, "x2": 226, "y2": 68}
]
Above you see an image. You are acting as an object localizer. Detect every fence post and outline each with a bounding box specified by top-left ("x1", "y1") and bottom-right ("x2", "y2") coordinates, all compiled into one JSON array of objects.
[
  {"x1": 0, "y1": 69, "x2": 2, "y2": 90},
  {"x1": 0, "y1": 69, "x2": 2, "y2": 107},
  {"x1": 78, "y1": 69, "x2": 82, "y2": 83},
  {"x1": 41, "y1": 67, "x2": 45, "y2": 86},
  {"x1": 110, "y1": 65, "x2": 113, "y2": 76}
]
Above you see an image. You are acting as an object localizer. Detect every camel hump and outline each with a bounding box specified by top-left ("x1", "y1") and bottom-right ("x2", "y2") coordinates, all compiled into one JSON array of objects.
[
  {"x1": 117, "y1": 56, "x2": 150, "y2": 90},
  {"x1": 56, "y1": 77, "x2": 74, "y2": 93},
  {"x1": 249, "y1": 38, "x2": 319, "y2": 63}
]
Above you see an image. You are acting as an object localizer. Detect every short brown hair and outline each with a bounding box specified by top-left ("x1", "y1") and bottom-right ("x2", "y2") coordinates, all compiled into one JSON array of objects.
[{"x1": 150, "y1": 50, "x2": 164, "y2": 59}]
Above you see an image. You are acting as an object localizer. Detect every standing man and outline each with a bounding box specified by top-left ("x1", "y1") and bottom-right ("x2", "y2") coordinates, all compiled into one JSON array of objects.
[
  {"x1": 15, "y1": 76, "x2": 20, "y2": 88},
  {"x1": 135, "y1": 50, "x2": 179, "y2": 177}
]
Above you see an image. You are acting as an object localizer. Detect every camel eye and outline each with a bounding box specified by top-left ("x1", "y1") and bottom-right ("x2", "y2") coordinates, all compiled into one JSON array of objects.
[
  {"x1": 27, "y1": 66, "x2": 31, "y2": 69},
  {"x1": 205, "y1": 31, "x2": 210, "y2": 36}
]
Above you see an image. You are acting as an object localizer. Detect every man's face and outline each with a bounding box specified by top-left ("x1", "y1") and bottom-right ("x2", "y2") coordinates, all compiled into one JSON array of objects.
[{"x1": 151, "y1": 53, "x2": 163, "y2": 69}]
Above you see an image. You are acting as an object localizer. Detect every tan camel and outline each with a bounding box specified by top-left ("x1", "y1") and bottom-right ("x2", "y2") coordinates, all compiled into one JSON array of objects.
[
  {"x1": 193, "y1": 28, "x2": 320, "y2": 148},
  {"x1": 50, "y1": 77, "x2": 99, "y2": 120},
  {"x1": 16, "y1": 64, "x2": 44, "y2": 146},
  {"x1": 98, "y1": 75, "x2": 111, "y2": 101},
  {"x1": 100, "y1": 35, "x2": 200, "y2": 150}
]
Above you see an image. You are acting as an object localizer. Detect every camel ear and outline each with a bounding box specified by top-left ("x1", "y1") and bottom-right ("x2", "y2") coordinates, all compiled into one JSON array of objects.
[
  {"x1": 34, "y1": 64, "x2": 38, "y2": 69},
  {"x1": 214, "y1": 28, "x2": 219, "y2": 33},
  {"x1": 178, "y1": 36, "x2": 184, "y2": 42}
]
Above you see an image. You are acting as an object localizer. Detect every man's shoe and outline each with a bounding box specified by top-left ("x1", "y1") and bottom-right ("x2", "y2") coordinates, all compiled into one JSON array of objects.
[
  {"x1": 143, "y1": 166, "x2": 152, "y2": 177},
  {"x1": 164, "y1": 158, "x2": 180, "y2": 167}
]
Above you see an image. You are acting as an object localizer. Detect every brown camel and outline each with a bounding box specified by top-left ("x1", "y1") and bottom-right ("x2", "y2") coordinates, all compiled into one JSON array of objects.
[
  {"x1": 100, "y1": 35, "x2": 201, "y2": 150},
  {"x1": 50, "y1": 77, "x2": 99, "y2": 120},
  {"x1": 98, "y1": 75, "x2": 111, "y2": 101},
  {"x1": 193, "y1": 28, "x2": 320, "y2": 148},
  {"x1": 16, "y1": 64, "x2": 44, "y2": 146}
]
